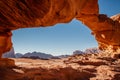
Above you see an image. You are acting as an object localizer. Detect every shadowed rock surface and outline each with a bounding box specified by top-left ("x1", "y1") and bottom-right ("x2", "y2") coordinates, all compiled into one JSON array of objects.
[{"x1": 2, "y1": 47, "x2": 15, "y2": 58}]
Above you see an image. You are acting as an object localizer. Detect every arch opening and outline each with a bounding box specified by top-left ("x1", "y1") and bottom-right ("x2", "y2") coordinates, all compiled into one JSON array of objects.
[{"x1": 12, "y1": 19, "x2": 97, "y2": 56}]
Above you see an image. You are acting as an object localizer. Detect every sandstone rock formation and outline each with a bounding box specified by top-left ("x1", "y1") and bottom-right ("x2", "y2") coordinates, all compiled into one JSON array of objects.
[
  {"x1": 0, "y1": 58, "x2": 15, "y2": 68},
  {"x1": 77, "y1": 14, "x2": 120, "y2": 51},
  {"x1": 0, "y1": 31, "x2": 12, "y2": 57},
  {"x1": 2, "y1": 47, "x2": 15, "y2": 58},
  {"x1": 0, "y1": 0, "x2": 120, "y2": 57}
]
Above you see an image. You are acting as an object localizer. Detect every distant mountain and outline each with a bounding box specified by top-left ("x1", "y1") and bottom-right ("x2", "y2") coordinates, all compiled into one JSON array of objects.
[
  {"x1": 15, "y1": 53, "x2": 23, "y2": 58},
  {"x1": 57, "y1": 55, "x2": 70, "y2": 58},
  {"x1": 84, "y1": 47, "x2": 101, "y2": 54},
  {"x1": 53, "y1": 55, "x2": 70, "y2": 59},
  {"x1": 73, "y1": 50, "x2": 84, "y2": 55},
  {"x1": 72, "y1": 48, "x2": 101, "y2": 55},
  {"x1": 22, "y1": 51, "x2": 53, "y2": 59},
  {"x1": 2, "y1": 47, "x2": 15, "y2": 58},
  {"x1": 2, "y1": 47, "x2": 101, "y2": 59},
  {"x1": 15, "y1": 51, "x2": 70, "y2": 59}
]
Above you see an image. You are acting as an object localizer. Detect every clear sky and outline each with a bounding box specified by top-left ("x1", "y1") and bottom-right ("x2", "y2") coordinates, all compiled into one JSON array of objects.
[{"x1": 12, "y1": 0, "x2": 120, "y2": 56}]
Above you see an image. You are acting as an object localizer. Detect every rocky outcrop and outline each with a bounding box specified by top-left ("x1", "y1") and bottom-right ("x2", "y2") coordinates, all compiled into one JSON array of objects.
[
  {"x1": 0, "y1": 58, "x2": 15, "y2": 68},
  {"x1": 0, "y1": 0, "x2": 120, "y2": 57},
  {"x1": 111, "y1": 14, "x2": 120, "y2": 23},
  {"x1": 76, "y1": 1, "x2": 120, "y2": 50},
  {"x1": 0, "y1": 31, "x2": 12, "y2": 57},
  {"x1": 84, "y1": 48, "x2": 101, "y2": 54},
  {"x1": 73, "y1": 48, "x2": 101, "y2": 55},
  {"x1": 2, "y1": 47, "x2": 15, "y2": 58}
]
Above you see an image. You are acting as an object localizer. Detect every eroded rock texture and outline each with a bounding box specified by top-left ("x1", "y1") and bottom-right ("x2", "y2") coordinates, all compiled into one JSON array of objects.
[
  {"x1": 0, "y1": 31, "x2": 12, "y2": 57},
  {"x1": 0, "y1": 0, "x2": 120, "y2": 57},
  {"x1": 0, "y1": 0, "x2": 87, "y2": 30},
  {"x1": 76, "y1": 0, "x2": 120, "y2": 51}
]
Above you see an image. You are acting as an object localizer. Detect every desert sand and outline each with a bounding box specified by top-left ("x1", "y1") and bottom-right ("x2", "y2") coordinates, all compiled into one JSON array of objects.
[{"x1": 0, "y1": 52, "x2": 120, "y2": 80}]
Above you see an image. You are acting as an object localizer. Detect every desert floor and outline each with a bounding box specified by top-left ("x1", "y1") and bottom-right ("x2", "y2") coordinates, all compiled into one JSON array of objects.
[{"x1": 0, "y1": 53, "x2": 120, "y2": 80}]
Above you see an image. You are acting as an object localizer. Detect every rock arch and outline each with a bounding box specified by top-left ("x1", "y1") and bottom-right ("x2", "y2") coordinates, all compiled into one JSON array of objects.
[{"x1": 0, "y1": 0, "x2": 120, "y2": 57}]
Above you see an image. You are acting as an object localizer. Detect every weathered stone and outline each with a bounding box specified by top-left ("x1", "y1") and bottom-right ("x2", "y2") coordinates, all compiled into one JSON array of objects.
[
  {"x1": 0, "y1": 58, "x2": 15, "y2": 68},
  {"x1": 2, "y1": 47, "x2": 15, "y2": 58},
  {"x1": 0, "y1": 31, "x2": 12, "y2": 57}
]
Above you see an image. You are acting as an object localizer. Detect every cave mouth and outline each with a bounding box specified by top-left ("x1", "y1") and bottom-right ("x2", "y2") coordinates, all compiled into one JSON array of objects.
[
  {"x1": 12, "y1": 19, "x2": 97, "y2": 56},
  {"x1": 0, "y1": 0, "x2": 51, "y2": 31}
]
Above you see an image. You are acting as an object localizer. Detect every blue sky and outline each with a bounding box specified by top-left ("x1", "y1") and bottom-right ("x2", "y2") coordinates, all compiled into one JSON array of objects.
[{"x1": 12, "y1": 0, "x2": 120, "y2": 56}]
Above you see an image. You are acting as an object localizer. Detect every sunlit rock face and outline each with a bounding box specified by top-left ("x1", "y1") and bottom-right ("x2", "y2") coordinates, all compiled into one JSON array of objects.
[
  {"x1": 0, "y1": 0, "x2": 120, "y2": 57},
  {"x1": 76, "y1": 0, "x2": 120, "y2": 50},
  {"x1": 111, "y1": 14, "x2": 120, "y2": 23}
]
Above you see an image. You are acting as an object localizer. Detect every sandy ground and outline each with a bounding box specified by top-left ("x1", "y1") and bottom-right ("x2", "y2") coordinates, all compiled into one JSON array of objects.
[{"x1": 0, "y1": 53, "x2": 120, "y2": 80}]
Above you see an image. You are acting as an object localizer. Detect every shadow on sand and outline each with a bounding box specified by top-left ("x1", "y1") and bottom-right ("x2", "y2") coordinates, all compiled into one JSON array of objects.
[{"x1": 0, "y1": 66, "x2": 95, "y2": 80}]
